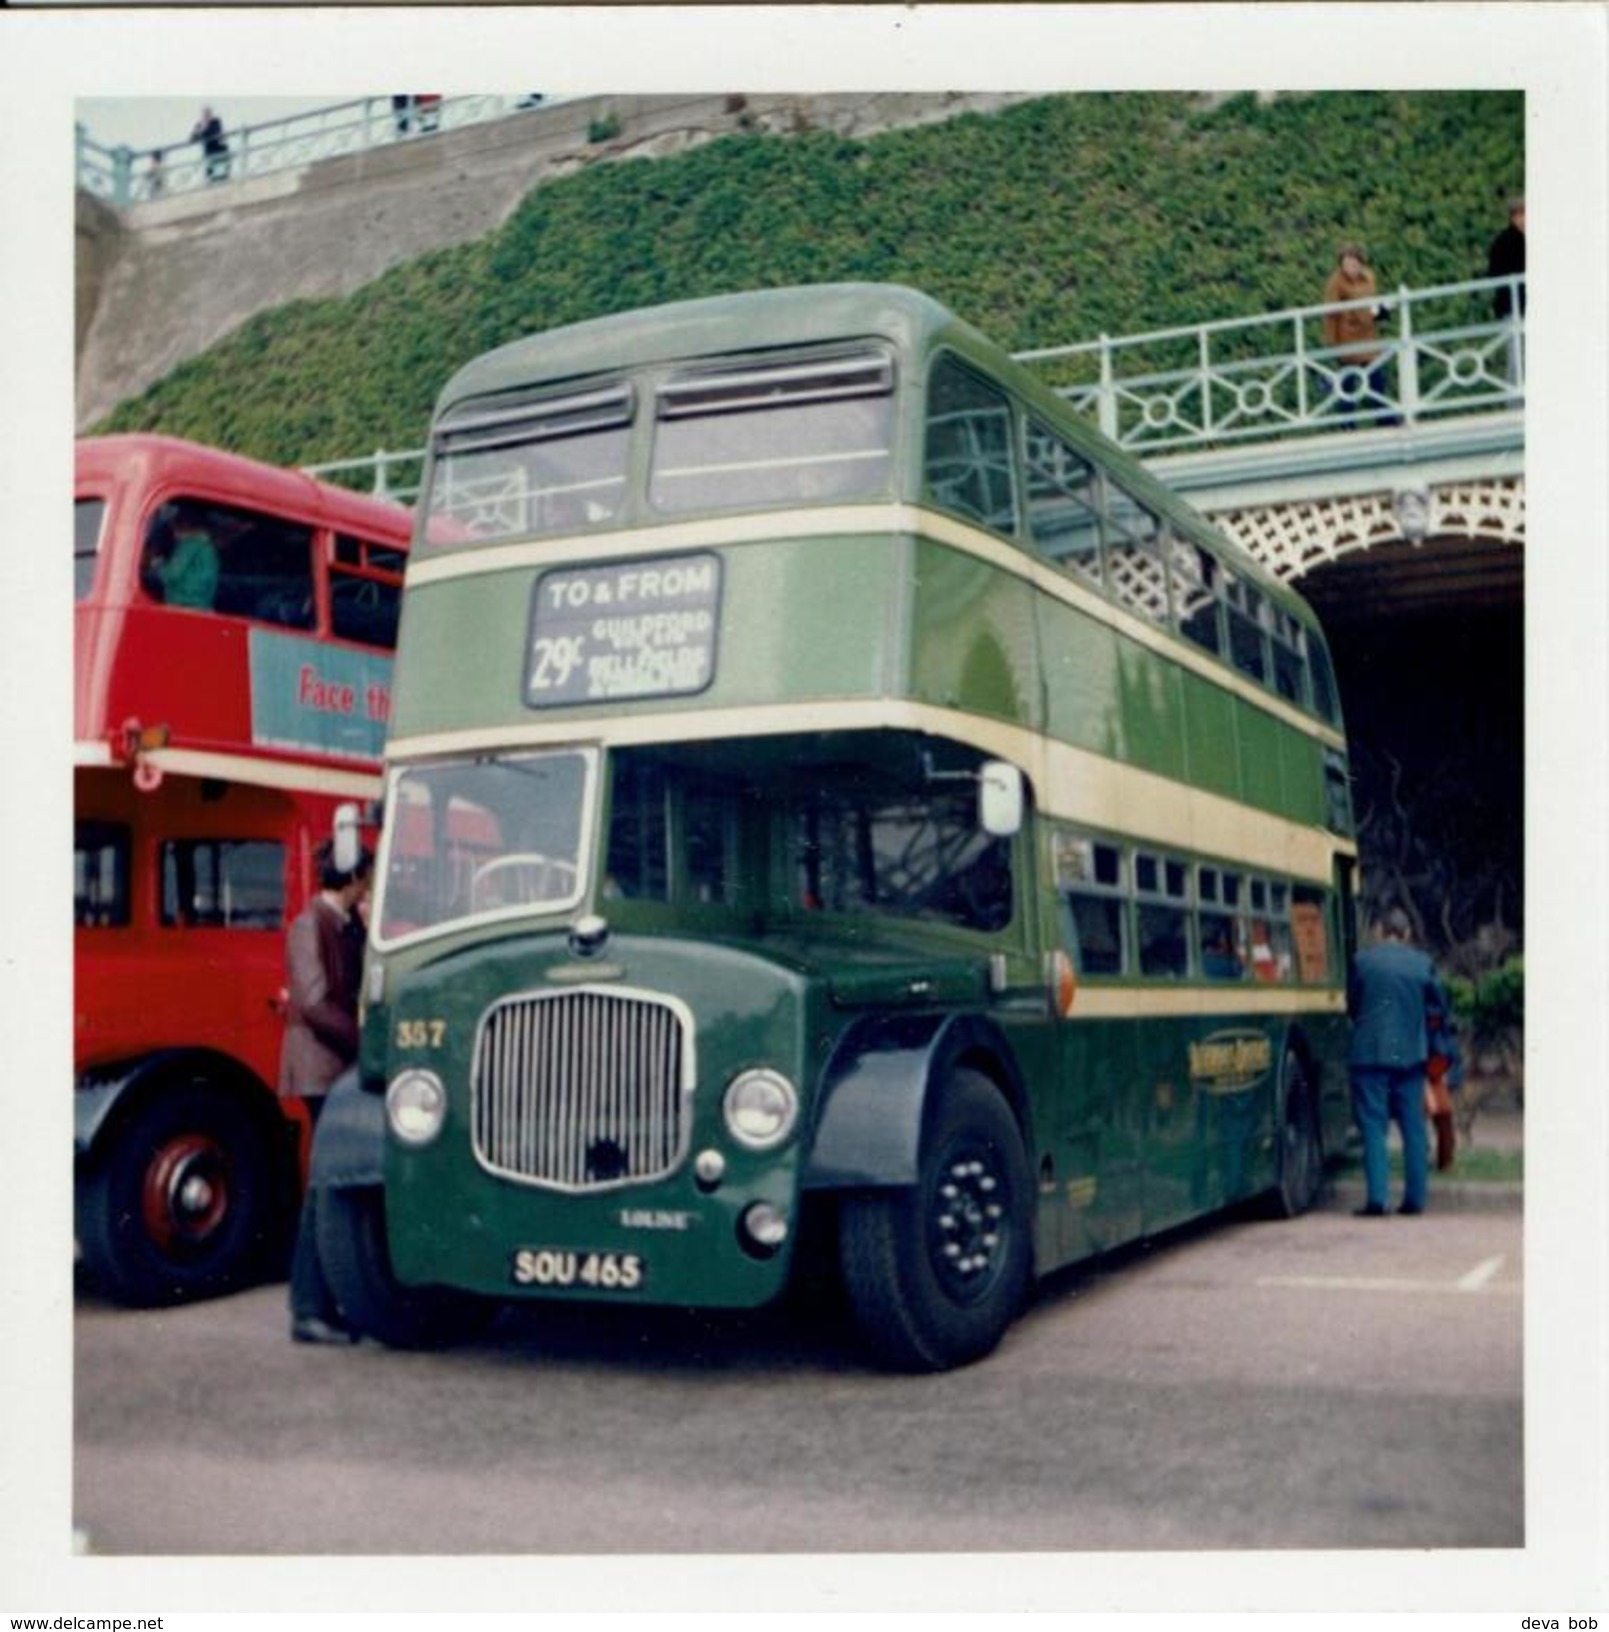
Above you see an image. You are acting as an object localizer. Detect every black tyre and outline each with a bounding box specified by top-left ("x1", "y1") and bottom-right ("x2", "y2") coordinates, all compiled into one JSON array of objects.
[
  {"x1": 839, "y1": 1069, "x2": 1032, "y2": 1372},
  {"x1": 1267, "y1": 1048, "x2": 1324, "y2": 1218},
  {"x1": 316, "y1": 1184, "x2": 493, "y2": 1350},
  {"x1": 77, "y1": 1080, "x2": 283, "y2": 1307}
]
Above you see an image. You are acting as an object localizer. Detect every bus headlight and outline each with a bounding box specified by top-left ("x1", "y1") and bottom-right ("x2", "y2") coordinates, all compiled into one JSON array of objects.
[
  {"x1": 386, "y1": 1069, "x2": 447, "y2": 1147},
  {"x1": 722, "y1": 1068, "x2": 799, "y2": 1151}
]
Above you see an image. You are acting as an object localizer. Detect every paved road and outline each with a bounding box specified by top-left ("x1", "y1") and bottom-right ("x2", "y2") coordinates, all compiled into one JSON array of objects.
[{"x1": 72, "y1": 1200, "x2": 1522, "y2": 1557}]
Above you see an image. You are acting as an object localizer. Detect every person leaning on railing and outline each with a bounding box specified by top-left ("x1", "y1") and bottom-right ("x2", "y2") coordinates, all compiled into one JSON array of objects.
[
  {"x1": 191, "y1": 106, "x2": 231, "y2": 184},
  {"x1": 1486, "y1": 197, "x2": 1526, "y2": 318},
  {"x1": 1321, "y1": 241, "x2": 1394, "y2": 427}
]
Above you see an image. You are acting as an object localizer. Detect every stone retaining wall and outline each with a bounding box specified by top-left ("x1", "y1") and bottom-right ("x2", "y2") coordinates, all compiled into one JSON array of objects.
[{"x1": 75, "y1": 91, "x2": 1031, "y2": 429}]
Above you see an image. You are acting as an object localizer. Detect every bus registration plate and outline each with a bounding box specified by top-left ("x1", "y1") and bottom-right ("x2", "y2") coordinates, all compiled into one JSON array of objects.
[{"x1": 511, "y1": 1247, "x2": 645, "y2": 1291}]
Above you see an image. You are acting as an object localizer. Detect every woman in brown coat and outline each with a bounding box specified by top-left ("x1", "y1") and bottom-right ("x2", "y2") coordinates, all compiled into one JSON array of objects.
[{"x1": 1321, "y1": 242, "x2": 1394, "y2": 426}]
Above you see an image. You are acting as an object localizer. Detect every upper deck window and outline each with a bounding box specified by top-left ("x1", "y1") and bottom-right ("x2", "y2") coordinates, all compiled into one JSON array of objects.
[
  {"x1": 924, "y1": 358, "x2": 1017, "y2": 536},
  {"x1": 1169, "y1": 537, "x2": 1223, "y2": 655},
  {"x1": 75, "y1": 498, "x2": 107, "y2": 601},
  {"x1": 330, "y1": 533, "x2": 405, "y2": 650},
  {"x1": 649, "y1": 350, "x2": 895, "y2": 515},
  {"x1": 1103, "y1": 484, "x2": 1169, "y2": 626},
  {"x1": 426, "y1": 384, "x2": 634, "y2": 546},
  {"x1": 140, "y1": 498, "x2": 314, "y2": 629},
  {"x1": 1024, "y1": 422, "x2": 1102, "y2": 587}
]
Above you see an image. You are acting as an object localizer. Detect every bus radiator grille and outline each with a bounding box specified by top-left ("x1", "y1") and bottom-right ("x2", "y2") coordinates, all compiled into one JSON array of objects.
[{"x1": 470, "y1": 989, "x2": 690, "y2": 1190}]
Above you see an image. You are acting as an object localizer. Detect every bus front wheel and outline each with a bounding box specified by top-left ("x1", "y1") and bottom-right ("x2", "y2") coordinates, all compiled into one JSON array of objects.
[
  {"x1": 838, "y1": 1069, "x2": 1032, "y2": 1372},
  {"x1": 77, "y1": 1081, "x2": 280, "y2": 1307},
  {"x1": 316, "y1": 1185, "x2": 493, "y2": 1350}
]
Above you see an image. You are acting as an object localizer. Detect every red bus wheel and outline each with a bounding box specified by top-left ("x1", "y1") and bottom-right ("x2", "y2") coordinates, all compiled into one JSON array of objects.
[
  {"x1": 139, "y1": 1131, "x2": 232, "y2": 1253},
  {"x1": 77, "y1": 1080, "x2": 282, "y2": 1307}
]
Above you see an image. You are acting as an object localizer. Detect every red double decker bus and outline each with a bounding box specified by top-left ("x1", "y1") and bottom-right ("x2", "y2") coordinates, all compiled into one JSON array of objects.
[{"x1": 74, "y1": 434, "x2": 412, "y2": 1305}]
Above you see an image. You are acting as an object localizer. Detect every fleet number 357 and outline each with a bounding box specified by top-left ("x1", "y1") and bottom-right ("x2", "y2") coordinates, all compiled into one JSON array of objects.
[{"x1": 396, "y1": 1019, "x2": 446, "y2": 1049}]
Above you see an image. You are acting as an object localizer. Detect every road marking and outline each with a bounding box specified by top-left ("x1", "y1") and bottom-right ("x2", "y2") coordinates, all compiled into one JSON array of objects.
[
  {"x1": 1457, "y1": 1254, "x2": 1506, "y2": 1291},
  {"x1": 1257, "y1": 1271, "x2": 1518, "y2": 1297}
]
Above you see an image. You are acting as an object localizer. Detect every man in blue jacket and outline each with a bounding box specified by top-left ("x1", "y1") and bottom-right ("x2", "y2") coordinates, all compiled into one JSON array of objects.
[{"x1": 1347, "y1": 905, "x2": 1448, "y2": 1216}]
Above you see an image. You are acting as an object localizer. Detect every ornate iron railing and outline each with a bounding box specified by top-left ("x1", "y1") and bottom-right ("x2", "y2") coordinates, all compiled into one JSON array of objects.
[
  {"x1": 76, "y1": 95, "x2": 552, "y2": 205},
  {"x1": 1019, "y1": 276, "x2": 1524, "y2": 454},
  {"x1": 304, "y1": 277, "x2": 1524, "y2": 505}
]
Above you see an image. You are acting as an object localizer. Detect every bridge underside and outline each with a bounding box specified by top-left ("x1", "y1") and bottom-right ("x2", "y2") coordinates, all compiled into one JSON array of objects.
[
  {"x1": 1187, "y1": 471, "x2": 1525, "y2": 959},
  {"x1": 1269, "y1": 517, "x2": 1521, "y2": 960},
  {"x1": 1293, "y1": 530, "x2": 1523, "y2": 625}
]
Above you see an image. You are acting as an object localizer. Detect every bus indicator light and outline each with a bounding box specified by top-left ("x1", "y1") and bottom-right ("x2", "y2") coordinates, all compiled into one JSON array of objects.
[{"x1": 1049, "y1": 949, "x2": 1078, "y2": 1017}]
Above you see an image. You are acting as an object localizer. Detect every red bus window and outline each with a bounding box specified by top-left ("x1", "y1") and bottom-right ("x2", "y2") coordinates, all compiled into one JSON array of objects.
[
  {"x1": 75, "y1": 822, "x2": 130, "y2": 927},
  {"x1": 141, "y1": 499, "x2": 314, "y2": 628},
  {"x1": 159, "y1": 840, "x2": 285, "y2": 930},
  {"x1": 76, "y1": 498, "x2": 108, "y2": 602},
  {"x1": 330, "y1": 534, "x2": 404, "y2": 649}
]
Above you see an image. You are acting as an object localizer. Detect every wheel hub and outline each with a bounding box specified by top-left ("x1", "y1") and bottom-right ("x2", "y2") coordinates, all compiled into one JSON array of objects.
[
  {"x1": 141, "y1": 1135, "x2": 231, "y2": 1254},
  {"x1": 932, "y1": 1154, "x2": 1006, "y2": 1292}
]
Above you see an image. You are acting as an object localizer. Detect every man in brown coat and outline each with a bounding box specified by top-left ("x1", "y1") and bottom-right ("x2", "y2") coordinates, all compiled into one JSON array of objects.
[{"x1": 281, "y1": 841, "x2": 371, "y2": 1342}]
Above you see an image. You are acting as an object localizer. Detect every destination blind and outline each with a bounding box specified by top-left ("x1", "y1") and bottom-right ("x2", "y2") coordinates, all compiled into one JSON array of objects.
[{"x1": 526, "y1": 552, "x2": 722, "y2": 707}]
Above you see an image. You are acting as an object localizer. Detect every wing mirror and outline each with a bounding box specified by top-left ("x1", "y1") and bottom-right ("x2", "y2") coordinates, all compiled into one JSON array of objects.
[
  {"x1": 332, "y1": 802, "x2": 363, "y2": 875},
  {"x1": 979, "y1": 760, "x2": 1024, "y2": 837}
]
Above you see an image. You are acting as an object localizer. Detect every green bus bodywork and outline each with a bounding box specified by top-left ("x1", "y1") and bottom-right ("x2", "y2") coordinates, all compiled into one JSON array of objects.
[{"x1": 317, "y1": 286, "x2": 1355, "y2": 1370}]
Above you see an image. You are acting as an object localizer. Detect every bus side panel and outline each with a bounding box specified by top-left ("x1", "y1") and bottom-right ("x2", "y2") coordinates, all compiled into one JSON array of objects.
[
  {"x1": 1177, "y1": 669, "x2": 1243, "y2": 804},
  {"x1": 1142, "y1": 1013, "x2": 1280, "y2": 1235},
  {"x1": 1033, "y1": 593, "x2": 1124, "y2": 759},
  {"x1": 1046, "y1": 1019, "x2": 1144, "y2": 1265},
  {"x1": 1278, "y1": 727, "x2": 1332, "y2": 829},
  {"x1": 909, "y1": 539, "x2": 1042, "y2": 728},
  {"x1": 1235, "y1": 707, "x2": 1285, "y2": 815},
  {"x1": 1115, "y1": 638, "x2": 1188, "y2": 783}
]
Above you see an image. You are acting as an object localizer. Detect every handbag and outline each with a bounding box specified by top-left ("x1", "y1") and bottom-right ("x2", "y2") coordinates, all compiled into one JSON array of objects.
[{"x1": 1425, "y1": 1063, "x2": 1456, "y2": 1171}]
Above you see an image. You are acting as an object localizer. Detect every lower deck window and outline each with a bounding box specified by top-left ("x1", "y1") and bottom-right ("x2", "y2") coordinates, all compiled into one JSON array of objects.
[
  {"x1": 792, "y1": 786, "x2": 1012, "y2": 934},
  {"x1": 160, "y1": 840, "x2": 284, "y2": 929},
  {"x1": 1054, "y1": 832, "x2": 1127, "y2": 975},
  {"x1": 604, "y1": 756, "x2": 737, "y2": 907},
  {"x1": 75, "y1": 822, "x2": 130, "y2": 927},
  {"x1": 1135, "y1": 850, "x2": 1190, "y2": 977}
]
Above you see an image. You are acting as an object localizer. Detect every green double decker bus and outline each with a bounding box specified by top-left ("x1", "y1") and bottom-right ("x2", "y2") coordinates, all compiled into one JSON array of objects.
[{"x1": 315, "y1": 284, "x2": 1358, "y2": 1370}]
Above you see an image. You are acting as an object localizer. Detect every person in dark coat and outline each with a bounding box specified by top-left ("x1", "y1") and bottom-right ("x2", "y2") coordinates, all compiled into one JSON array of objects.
[
  {"x1": 1346, "y1": 905, "x2": 1450, "y2": 1216},
  {"x1": 191, "y1": 107, "x2": 231, "y2": 184},
  {"x1": 280, "y1": 841, "x2": 372, "y2": 1342},
  {"x1": 1487, "y1": 197, "x2": 1526, "y2": 387},
  {"x1": 1486, "y1": 197, "x2": 1526, "y2": 317}
]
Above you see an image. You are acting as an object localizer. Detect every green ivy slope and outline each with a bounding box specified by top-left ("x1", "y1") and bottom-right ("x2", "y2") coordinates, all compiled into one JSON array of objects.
[{"x1": 96, "y1": 91, "x2": 1522, "y2": 472}]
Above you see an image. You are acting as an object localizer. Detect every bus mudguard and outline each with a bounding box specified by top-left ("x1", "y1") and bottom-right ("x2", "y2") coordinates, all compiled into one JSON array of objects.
[
  {"x1": 803, "y1": 1011, "x2": 1028, "y2": 1191},
  {"x1": 308, "y1": 1067, "x2": 386, "y2": 1190},
  {"x1": 74, "y1": 1049, "x2": 244, "y2": 1156}
]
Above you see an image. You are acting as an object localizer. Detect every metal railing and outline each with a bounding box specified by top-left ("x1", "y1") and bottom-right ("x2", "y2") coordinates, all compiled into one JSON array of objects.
[
  {"x1": 1020, "y1": 276, "x2": 1525, "y2": 455},
  {"x1": 76, "y1": 94, "x2": 553, "y2": 205},
  {"x1": 303, "y1": 277, "x2": 1524, "y2": 505}
]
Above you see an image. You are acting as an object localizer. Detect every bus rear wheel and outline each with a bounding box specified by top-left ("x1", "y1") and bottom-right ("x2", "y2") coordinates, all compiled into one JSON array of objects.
[
  {"x1": 77, "y1": 1082, "x2": 279, "y2": 1306},
  {"x1": 838, "y1": 1069, "x2": 1032, "y2": 1372},
  {"x1": 316, "y1": 1185, "x2": 493, "y2": 1350},
  {"x1": 1268, "y1": 1048, "x2": 1324, "y2": 1218}
]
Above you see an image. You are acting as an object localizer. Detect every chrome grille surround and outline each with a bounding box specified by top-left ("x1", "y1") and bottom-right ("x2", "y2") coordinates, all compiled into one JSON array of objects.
[{"x1": 470, "y1": 985, "x2": 695, "y2": 1192}]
